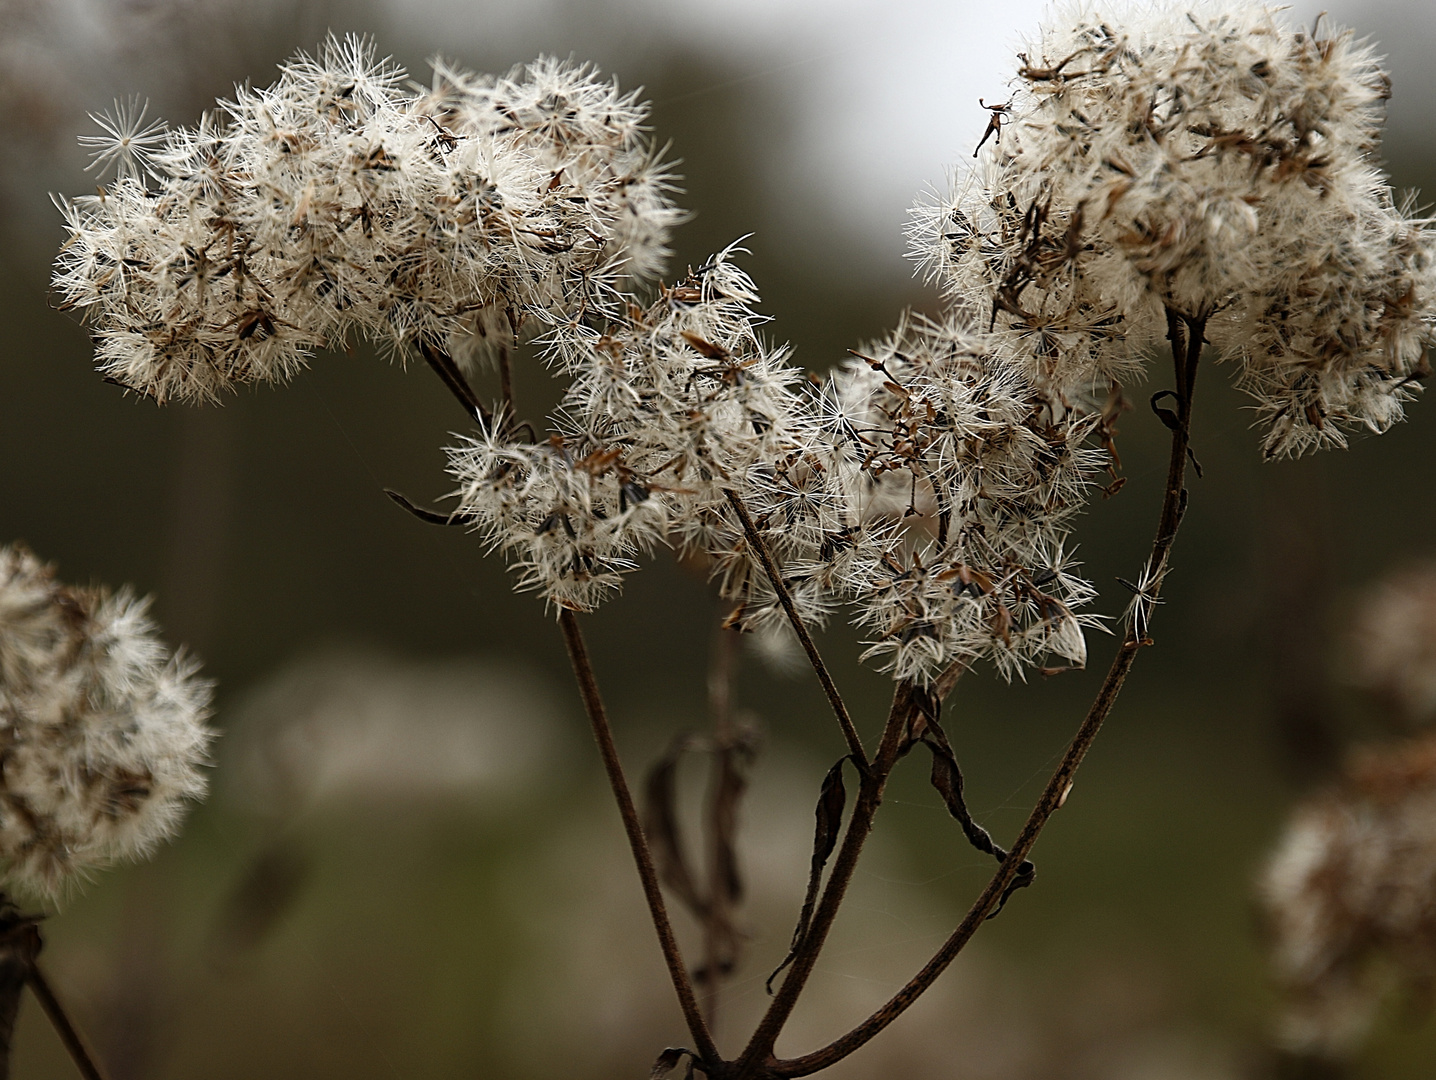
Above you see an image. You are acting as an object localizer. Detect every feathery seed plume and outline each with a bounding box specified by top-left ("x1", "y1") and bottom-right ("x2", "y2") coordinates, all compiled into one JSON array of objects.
[{"x1": 0, "y1": 544, "x2": 213, "y2": 898}]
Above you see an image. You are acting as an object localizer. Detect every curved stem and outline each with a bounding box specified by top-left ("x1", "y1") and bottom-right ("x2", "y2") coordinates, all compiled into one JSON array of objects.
[
  {"x1": 773, "y1": 313, "x2": 1206, "y2": 1077},
  {"x1": 557, "y1": 609, "x2": 719, "y2": 1066},
  {"x1": 723, "y1": 490, "x2": 868, "y2": 766},
  {"x1": 732, "y1": 683, "x2": 915, "y2": 1076},
  {"x1": 417, "y1": 340, "x2": 492, "y2": 428},
  {"x1": 28, "y1": 965, "x2": 107, "y2": 1080}
]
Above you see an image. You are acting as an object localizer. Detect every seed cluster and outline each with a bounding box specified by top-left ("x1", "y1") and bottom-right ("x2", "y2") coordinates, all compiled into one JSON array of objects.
[
  {"x1": 911, "y1": 4, "x2": 1435, "y2": 456},
  {"x1": 1261, "y1": 734, "x2": 1436, "y2": 1058},
  {"x1": 54, "y1": 7, "x2": 1436, "y2": 685},
  {"x1": 0, "y1": 545, "x2": 212, "y2": 897},
  {"x1": 53, "y1": 37, "x2": 681, "y2": 403}
]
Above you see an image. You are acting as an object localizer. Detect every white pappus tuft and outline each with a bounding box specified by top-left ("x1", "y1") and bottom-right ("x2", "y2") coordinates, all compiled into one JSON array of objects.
[
  {"x1": 911, "y1": 2, "x2": 1436, "y2": 457},
  {"x1": 449, "y1": 245, "x2": 802, "y2": 612},
  {"x1": 0, "y1": 544, "x2": 213, "y2": 899},
  {"x1": 710, "y1": 311, "x2": 1105, "y2": 684},
  {"x1": 52, "y1": 36, "x2": 682, "y2": 404}
]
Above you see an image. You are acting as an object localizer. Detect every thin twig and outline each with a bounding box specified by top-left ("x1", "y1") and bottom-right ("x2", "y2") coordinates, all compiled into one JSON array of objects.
[
  {"x1": 497, "y1": 342, "x2": 515, "y2": 425},
  {"x1": 416, "y1": 340, "x2": 493, "y2": 428},
  {"x1": 701, "y1": 626, "x2": 740, "y2": 1030},
  {"x1": 723, "y1": 489, "x2": 868, "y2": 766},
  {"x1": 28, "y1": 965, "x2": 107, "y2": 1080},
  {"x1": 770, "y1": 313, "x2": 1207, "y2": 1077},
  {"x1": 732, "y1": 683, "x2": 915, "y2": 1076},
  {"x1": 0, "y1": 910, "x2": 38, "y2": 1080},
  {"x1": 557, "y1": 609, "x2": 720, "y2": 1067}
]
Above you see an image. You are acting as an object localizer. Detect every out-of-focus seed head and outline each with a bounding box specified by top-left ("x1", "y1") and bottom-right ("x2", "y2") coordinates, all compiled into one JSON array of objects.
[
  {"x1": 1260, "y1": 733, "x2": 1436, "y2": 1061},
  {"x1": 0, "y1": 544, "x2": 213, "y2": 899},
  {"x1": 1347, "y1": 561, "x2": 1436, "y2": 726}
]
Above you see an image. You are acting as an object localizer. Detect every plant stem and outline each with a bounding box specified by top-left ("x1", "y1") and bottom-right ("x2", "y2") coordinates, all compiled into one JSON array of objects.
[
  {"x1": 771, "y1": 314, "x2": 1206, "y2": 1076},
  {"x1": 701, "y1": 625, "x2": 740, "y2": 1031},
  {"x1": 0, "y1": 910, "x2": 38, "y2": 1080},
  {"x1": 723, "y1": 489, "x2": 867, "y2": 766},
  {"x1": 28, "y1": 966, "x2": 107, "y2": 1080},
  {"x1": 557, "y1": 609, "x2": 719, "y2": 1066},
  {"x1": 732, "y1": 683, "x2": 916, "y2": 1077},
  {"x1": 0, "y1": 902, "x2": 108, "y2": 1080},
  {"x1": 497, "y1": 342, "x2": 514, "y2": 425},
  {"x1": 417, "y1": 340, "x2": 493, "y2": 428}
]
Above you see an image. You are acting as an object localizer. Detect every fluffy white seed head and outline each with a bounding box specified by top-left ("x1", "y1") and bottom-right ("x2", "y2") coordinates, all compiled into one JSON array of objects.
[
  {"x1": 450, "y1": 245, "x2": 802, "y2": 612},
  {"x1": 452, "y1": 240, "x2": 1108, "y2": 681},
  {"x1": 711, "y1": 311, "x2": 1104, "y2": 683},
  {"x1": 0, "y1": 544, "x2": 213, "y2": 898},
  {"x1": 912, "y1": 2, "x2": 1435, "y2": 455},
  {"x1": 52, "y1": 36, "x2": 682, "y2": 403},
  {"x1": 57, "y1": 11, "x2": 1433, "y2": 686},
  {"x1": 1347, "y1": 561, "x2": 1436, "y2": 726}
]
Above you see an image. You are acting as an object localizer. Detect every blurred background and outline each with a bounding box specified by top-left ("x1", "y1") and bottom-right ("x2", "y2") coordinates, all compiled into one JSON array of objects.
[{"x1": 4, "y1": 0, "x2": 1436, "y2": 1076}]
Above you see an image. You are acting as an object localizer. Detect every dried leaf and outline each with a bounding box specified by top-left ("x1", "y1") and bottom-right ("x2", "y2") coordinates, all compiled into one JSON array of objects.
[
  {"x1": 650, "y1": 1047, "x2": 688, "y2": 1079},
  {"x1": 643, "y1": 740, "x2": 705, "y2": 915},
  {"x1": 921, "y1": 715, "x2": 1035, "y2": 918},
  {"x1": 766, "y1": 756, "x2": 848, "y2": 993},
  {"x1": 694, "y1": 729, "x2": 758, "y2": 985},
  {"x1": 681, "y1": 330, "x2": 730, "y2": 360}
]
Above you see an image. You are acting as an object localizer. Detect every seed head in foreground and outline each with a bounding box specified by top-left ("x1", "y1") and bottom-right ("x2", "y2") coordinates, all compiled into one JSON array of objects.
[{"x1": 0, "y1": 544, "x2": 213, "y2": 899}]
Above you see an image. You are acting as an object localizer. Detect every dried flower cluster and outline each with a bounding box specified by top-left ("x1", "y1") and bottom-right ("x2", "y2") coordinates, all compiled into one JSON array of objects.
[
  {"x1": 911, "y1": 4, "x2": 1436, "y2": 456},
  {"x1": 450, "y1": 259, "x2": 1104, "y2": 681},
  {"x1": 53, "y1": 5, "x2": 1436, "y2": 687},
  {"x1": 451, "y1": 247, "x2": 802, "y2": 612},
  {"x1": 1348, "y1": 560, "x2": 1436, "y2": 726},
  {"x1": 1260, "y1": 733, "x2": 1436, "y2": 1060},
  {"x1": 714, "y1": 312, "x2": 1103, "y2": 681},
  {"x1": 0, "y1": 545, "x2": 212, "y2": 898},
  {"x1": 52, "y1": 36, "x2": 681, "y2": 403}
]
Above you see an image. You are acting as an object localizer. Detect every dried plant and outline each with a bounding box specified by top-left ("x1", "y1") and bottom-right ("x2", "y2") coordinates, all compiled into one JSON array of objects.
[
  {"x1": 0, "y1": 543, "x2": 212, "y2": 1077},
  {"x1": 44, "y1": 3, "x2": 1436, "y2": 1077},
  {"x1": 1261, "y1": 733, "x2": 1436, "y2": 1069},
  {"x1": 1348, "y1": 560, "x2": 1436, "y2": 728}
]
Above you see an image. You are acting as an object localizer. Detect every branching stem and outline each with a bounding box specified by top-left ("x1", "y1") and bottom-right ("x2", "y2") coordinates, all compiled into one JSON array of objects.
[
  {"x1": 723, "y1": 490, "x2": 868, "y2": 766},
  {"x1": 557, "y1": 609, "x2": 719, "y2": 1066},
  {"x1": 767, "y1": 311, "x2": 1207, "y2": 1076},
  {"x1": 417, "y1": 340, "x2": 492, "y2": 428},
  {"x1": 28, "y1": 965, "x2": 107, "y2": 1080},
  {"x1": 0, "y1": 904, "x2": 108, "y2": 1080},
  {"x1": 732, "y1": 683, "x2": 915, "y2": 1076}
]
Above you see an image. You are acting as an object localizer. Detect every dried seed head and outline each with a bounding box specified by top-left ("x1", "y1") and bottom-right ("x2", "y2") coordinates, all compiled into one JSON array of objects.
[
  {"x1": 708, "y1": 310, "x2": 1103, "y2": 684},
  {"x1": 1347, "y1": 561, "x2": 1436, "y2": 726},
  {"x1": 0, "y1": 544, "x2": 213, "y2": 898},
  {"x1": 912, "y1": 2, "x2": 1435, "y2": 455},
  {"x1": 1260, "y1": 733, "x2": 1436, "y2": 1059},
  {"x1": 449, "y1": 245, "x2": 801, "y2": 612},
  {"x1": 52, "y1": 36, "x2": 681, "y2": 403}
]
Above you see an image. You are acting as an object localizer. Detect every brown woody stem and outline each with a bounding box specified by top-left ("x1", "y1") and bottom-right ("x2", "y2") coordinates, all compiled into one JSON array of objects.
[
  {"x1": 0, "y1": 902, "x2": 108, "y2": 1080},
  {"x1": 497, "y1": 342, "x2": 515, "y2": 425},
  {"x1": 557, "y1": 609, "x2": 720, "y2": 1066},
  {"x1": 732, "y1": 683, "x2": 916, "y2": 1076},
  {"x1": 0, "y1": 911, "x2": 38, "y2": 1080},
  {"x1": 723, "y1": 489, "x2": 868, "y2": 766},
  {"x1": 770, "y1": 312, "x2": 1206, "y2": 1076},
  {"x1": 28, "y1": 965, "x2": 107, "y2": 1080},
  {"x1": 417, "y1": 340, "x2": 493, "y2": 429}
]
